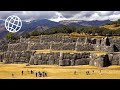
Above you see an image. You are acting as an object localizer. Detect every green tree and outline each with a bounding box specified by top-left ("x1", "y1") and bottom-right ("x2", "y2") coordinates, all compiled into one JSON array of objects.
[
  {"x1": 5, "y1": 32, "x2": 15, "y2": 40},
  {"x1": 31, "y1": 30, "x2": 40, "y2": 36}
]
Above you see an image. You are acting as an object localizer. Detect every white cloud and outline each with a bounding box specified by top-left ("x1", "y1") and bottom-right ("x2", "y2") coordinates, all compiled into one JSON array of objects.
[
  {"x1": 109, "y1": 14, "x2": 120, "y2": 21},
  {"x1": 58, "y1": 11, "x2": 120, "y2": 21},
  {"x1": 49, "y1": 12, "x2": 67, "y2": 22},
  {"x1": 0, "y1": 11, "x2": 57, "y2": 21},
  {"x1": 96, "y1": 11, "x2": 114, "y2": 16},
  {"x1": 0, "y1": 11, "x2": 120, "y2": 22}
]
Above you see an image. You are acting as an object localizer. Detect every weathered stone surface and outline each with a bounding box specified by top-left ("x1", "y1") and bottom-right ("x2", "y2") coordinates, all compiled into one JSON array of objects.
[
  {"x1": 75, "y1": 60, "x2": 79, "y2": 65},
  {"x1": 49, "y1": 59, "x2": 55, "y2": 65},
  {"x1": 1, "y1": 35, "x2": 120, "y2": 67},
  {"x1": 59, "y1": 60, "x2": 64, "y2": 66},
  {"x1": 34, "y1": 59, "x2": 38, "y2": 65},
  {"x1": 111, "y1": 54, "x2": 119, "y2": 65},
  {"x1": 70, "y1": 59, "x2": 75, "y2": 66},
  {"x1": 38, "y1": 60, "x2": 42, "y2": 65},
  {"x1": 64, "y1": 59, "x2": 70, "y2": 66},
  {"x1": 29, "y1": 55, "x2": 34, "y2": 65}
]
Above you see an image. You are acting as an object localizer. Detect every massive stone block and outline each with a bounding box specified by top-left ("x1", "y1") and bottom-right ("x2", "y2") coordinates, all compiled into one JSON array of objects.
[
  {"x1": 38, "y1": 60, "x2": 42, "y2": 65},
  {"x1": 29, "y1": 55, "x2": 34, "y2": 65},
  {"x1": 111, "y1": 54, "x2": 119, "y2": 65},
  {"x1": 48, "y1": 60, "x2": 54, "y2": 65},
  {"x1": 59, "y1": 60, "x2": 64, "y2": 66},
  {"x1": 64, "y1": 59, "x2": 70, "y2": 66},
  {"x1": 34, "y1": 59, "x2": 38, "y2": 65},
  {"x1": 70, "y1": 59, "x2": 75, "y2": 66}
]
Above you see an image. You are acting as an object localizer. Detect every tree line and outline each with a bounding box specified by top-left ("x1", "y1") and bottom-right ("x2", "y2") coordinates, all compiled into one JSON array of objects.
[
  {"x1": 30, "y1": 26, "x2": 120, "y2": 36},
  {"x1": 5, "y1": 25, "x2": 120, "y2": 41}
]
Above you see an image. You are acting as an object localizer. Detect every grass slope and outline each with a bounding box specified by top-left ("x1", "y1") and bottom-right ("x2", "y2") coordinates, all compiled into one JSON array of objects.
[{"x1": 101, "y1": 24, "x2": 120, "y2": 30}]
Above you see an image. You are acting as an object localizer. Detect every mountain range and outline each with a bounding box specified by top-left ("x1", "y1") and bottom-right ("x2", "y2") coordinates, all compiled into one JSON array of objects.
[{"x1": 0, "y1": 19, "x2": 111, "y2": 39}]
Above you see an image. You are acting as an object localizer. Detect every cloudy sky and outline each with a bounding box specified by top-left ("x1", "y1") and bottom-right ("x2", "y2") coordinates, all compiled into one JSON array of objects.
[{"x1": 0, "y1": 11, "x2": 120, "y2": 22}]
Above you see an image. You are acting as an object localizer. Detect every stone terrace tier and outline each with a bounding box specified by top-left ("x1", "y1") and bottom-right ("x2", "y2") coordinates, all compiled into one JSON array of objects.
[{"x1": 7, "y1": 35, "x2": 120, "y2": 52}]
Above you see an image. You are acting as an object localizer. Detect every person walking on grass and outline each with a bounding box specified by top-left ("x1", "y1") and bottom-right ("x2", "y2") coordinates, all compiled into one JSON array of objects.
[
  {"x1": 36, "y1": 72, "x2": 38, "y2": 77},
  {"x1": 88, "y1": 71, "x2": 90, "y2": 75},
  {"x1": 12, "y1": 73, "x2": 14, "y2": 78},
  {"x1": 86, "y1": 71, "x2": 90, "y2": 75},
  {"x1": 39, "y1": 72, "x2": 42, "y2": 77},
  {"x1": 86, "y1": 71, "x2": 88, "y2": 75},
  {"x1": 22, "y1": 70, "x2": 24, "y2": 75},
  {"x1": 45, "y1": 72, "x2": 47, "y2": 77},
  {"x1": 74, "y1": 71, "x2": 77, "y2": 75},
  {"x1": 31, "y1": 70, "x2": 33, "y2": 74}
]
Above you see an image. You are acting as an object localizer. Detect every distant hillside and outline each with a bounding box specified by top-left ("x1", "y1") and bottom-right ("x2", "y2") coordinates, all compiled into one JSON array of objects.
[
  {"x1": 59, "y1": 20, "x2": 111, "y2": 26},
  {"x1": 101, "y1": 19, "x2": 120, "y2": 30},
  {"x1": 101, "y1": 24, "x2": 120, "y2": 30},
  {"x1": 0, "y1": 19, "x2": 113, "y2": 39},
  {"x1": 0, "y1": 19, "x2": 60, "y2": 39}
]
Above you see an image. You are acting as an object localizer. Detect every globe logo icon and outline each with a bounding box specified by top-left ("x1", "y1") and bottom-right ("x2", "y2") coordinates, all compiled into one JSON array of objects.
[{"x1": 5, "y1": 15, "x2": 22, "y2": 33}]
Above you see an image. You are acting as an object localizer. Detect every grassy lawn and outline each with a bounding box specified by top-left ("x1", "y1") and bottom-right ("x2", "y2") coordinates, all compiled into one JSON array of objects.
[{"x1": 0, "y1": 63, "x2": 120, "y2": 79}]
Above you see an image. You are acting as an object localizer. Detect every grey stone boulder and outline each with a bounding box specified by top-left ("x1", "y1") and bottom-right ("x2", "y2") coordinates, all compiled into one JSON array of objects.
[
  {"x1": 70, "y1": 59, "x2": 75, "y2": 66},
  {"x1": 59, "y1": 60, "x2": 64, "y2": 66}
]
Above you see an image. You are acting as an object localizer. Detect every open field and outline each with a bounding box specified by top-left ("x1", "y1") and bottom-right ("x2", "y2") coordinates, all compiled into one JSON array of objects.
[{"x1": 0, "y1": 62, "x2": 120, "y2": 79}]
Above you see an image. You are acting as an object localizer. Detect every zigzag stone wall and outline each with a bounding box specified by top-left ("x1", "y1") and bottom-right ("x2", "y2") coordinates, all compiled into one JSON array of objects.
[
  {"x1": 7, "y1": 36, "x2": 120, "y2": 52},
  {"x1": 1, "y1": 35, "x2": 120, "y2": 67},
  {"x1": 27, "y1": 52, "x2": 91, "y2": 66},
  {"x1": 1, "y1": 50, "x2": 120, "y2": 67}
]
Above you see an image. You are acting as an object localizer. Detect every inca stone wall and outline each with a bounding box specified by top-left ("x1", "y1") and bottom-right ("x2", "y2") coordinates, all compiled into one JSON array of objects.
[
  {"x1": 3, "y1": 51, "x2": 32, "y2": 64},
  {"x1": 8, "y1": 43, "x2": 28, "y2": 51},
  {"x1": 2, "y1": 50, "x2": 120, "y2": 67},
  {"x1": 0, "y1": 40, "x2": 8, "y2": 52},
  {"x1": 28, "y1": 52, "x2": 90, "y2": 66},
  {"x1": 6, "y1": 35, "x2": 120, "y2": 52},
  {"x1": 89, "y1": 52, "x2": 120, "y2": 67},
  {"x1": 94, "y1": 37, "x2": 120, "y2": 52},
  {"x1": 1, "y1": 35, "x2": 120, "y2": 67}
]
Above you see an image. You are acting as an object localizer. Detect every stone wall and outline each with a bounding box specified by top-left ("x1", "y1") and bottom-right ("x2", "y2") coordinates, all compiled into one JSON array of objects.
[
  {"x1": 2, "y1": 50, "x2": 120, "y2": 67},
  {"x1": 94, "y1": 37, "x2": 120, "y2": 52},
  {"x1": 8, "y1": 43, "x2": 28, "y2": 51},
  {"x1": 89, "y1": 54, "x2": 110, "y2": 67},
  {"x1": 2, "y1": 35, "x2": 120, "y2": 67},
  {"x1": 29, "y1": 52, "x2": 90, "y2": 66},
  {"x1": 89, "y1": 52, "x2": 120, "y2": 67},
  {"x1": 3, "y1": 51, "x2": 32, "y2": 64},
  {"x1": 0, "y1": 40, "x2": 8, "y2": 52},
  {"x1": 7, "y1": 35, "x2": 96, "y2": 51},
  {"x1": 112, "y1": 38, "x2": 120, "y2": 51}
]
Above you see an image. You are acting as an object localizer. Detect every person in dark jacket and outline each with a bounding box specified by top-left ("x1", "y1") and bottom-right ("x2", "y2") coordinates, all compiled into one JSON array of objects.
[
  {"x1": 22, "y1": 70, "x2": 24, "y2": 75},
  {"x1": 36, "y1": 72, "x2": 38, "y2": 77},
  {"x1": 12, "y1": 73, "x2": 14, "y2": 78}
]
